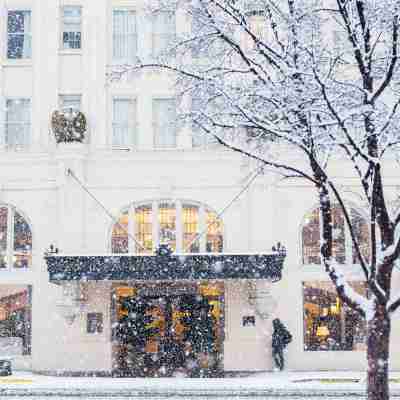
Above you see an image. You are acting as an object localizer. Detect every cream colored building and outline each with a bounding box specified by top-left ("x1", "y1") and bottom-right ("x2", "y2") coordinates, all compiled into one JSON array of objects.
[{"x1": 0, "y1": 0, "x2": 400, "y2": 376}]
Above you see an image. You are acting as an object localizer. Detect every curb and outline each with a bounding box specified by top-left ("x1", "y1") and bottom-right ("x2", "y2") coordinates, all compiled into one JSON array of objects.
[{"x1": 1, "y1": 388, "x2": 400, "y2": 397}]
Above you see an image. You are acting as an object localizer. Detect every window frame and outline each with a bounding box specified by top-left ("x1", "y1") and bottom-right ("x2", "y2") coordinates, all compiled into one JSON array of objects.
[
  {"x1": 301, "y1": 203, "x2": 370, "y2": 267},
  {"x1": 302, "y1": 280, "x2": 367, "y2": 352},
  {"x1": 151, "y1": 9, "x2": 176, "y2": 58},
  {"x1": 111, "y1": 7, "x2": 138, "y2": 64},
  {"x1": 0, "y1": 205, "x2": 33, "y2": 272},
  {"x1": 109, "y1": 200, "x2": 223, "y2": 254},
  {"x1": 111, "y1": 96, "x2": 138, "y2": 149},
  {"x1": 60, "y1": 5, "x2": 82, "y2": 52},
  {"x1": 58, "y1": 94, "x2": 82, "y2": 112},
  {"x1": 6, "y1": 9, "x2": 32, "y2": 61},
  {"x1": 152, "y1": 97, "x2": 177, "y2": 149},
  {"x1": 3, "y1": 97, "x2": 32, "y2": 151},
  {"x1": 86, "y1": 312, "x2": 104, "y2": 334}
]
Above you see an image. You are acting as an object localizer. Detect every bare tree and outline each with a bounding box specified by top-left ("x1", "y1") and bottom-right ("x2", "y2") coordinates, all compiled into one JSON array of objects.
[{"x1": 110, "y1": 1, "x2": 400, "y2": 398}]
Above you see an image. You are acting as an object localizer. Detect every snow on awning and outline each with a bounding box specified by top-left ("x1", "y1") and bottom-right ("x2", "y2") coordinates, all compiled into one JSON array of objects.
[{"x1": 45, "y1": 249, "x2": 286, "y2": 284}]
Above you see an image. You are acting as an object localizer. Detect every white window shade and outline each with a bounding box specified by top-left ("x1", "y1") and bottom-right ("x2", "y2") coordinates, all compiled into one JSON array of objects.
[
  {"x1": 152, "y1": 11, "x2": 175, "y2": 57},
  {"x1": 153, "y1": 99, "x2": 177, "y2": 148},
  {"x1": 113, "y1": 9, "x2": 137, "y2": 63},
  {"x1": 62, "y1": 6, "x2": 81, "y2": 49},
  {"x1": 112, "y1": 98, "x2": 137, "y2": 147},
  {"x1": 7, "y1": 10, "x2": 32, "y2": 59},
  {"x1": 5, "y1": 99, "x2": 31, "y2": 147},
  {"x1": 59, "y1": 95, "x2": 81, "y2": 111}
]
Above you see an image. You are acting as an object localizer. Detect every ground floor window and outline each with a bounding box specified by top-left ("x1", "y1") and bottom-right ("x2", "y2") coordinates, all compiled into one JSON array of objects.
[
  {"x1": 303, "y1": 281, "x2": 366, "y2": 351},
  {"x1": 0, "y1": 285, "x2": 31, "y2": 355}
]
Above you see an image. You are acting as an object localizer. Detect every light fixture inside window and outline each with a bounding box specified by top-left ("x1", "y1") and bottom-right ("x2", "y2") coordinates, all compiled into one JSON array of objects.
[{"x1": 316, "y1": 325, "x2": 330, "y2": 337}]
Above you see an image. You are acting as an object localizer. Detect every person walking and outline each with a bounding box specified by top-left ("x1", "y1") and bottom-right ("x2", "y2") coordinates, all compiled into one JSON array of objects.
[{"x1": 271, "y1": 318, "x2": 292, "y2": 371}]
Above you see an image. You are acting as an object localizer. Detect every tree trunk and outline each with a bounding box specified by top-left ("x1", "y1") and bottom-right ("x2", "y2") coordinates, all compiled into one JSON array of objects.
[{"x1": 367, "y1": 303, "x2": 390, "y2": 400}]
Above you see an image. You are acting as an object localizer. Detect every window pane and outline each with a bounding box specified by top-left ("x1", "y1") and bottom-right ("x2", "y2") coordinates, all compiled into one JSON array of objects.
[
  {"x1": 113, "y1": 9, "x2": 137, "y2": 62},
  {"x1": 183, "y1": 205, "x2": 199, "y2": 252},
  {"x1": 59, "y1": 95, "x2": 81, "y2": 111},
  {"x1": 111, "y1": 212, "x2": 128, "y2": 253},
  {"x1": 159, "y1": 203, "x2": 176, "y2": 250},
  {"x1": 112, "y1": 99, "x2": 136, "y2": 146},
  {"x1": 13, "y1": 211, "x2": 32, "y2": 269},
  {"x1": 6, "y1": 99, "x2": 31, "y2": 147},
  {"x1": 0, "y1": 208, "x2": 8, "y2": 269},
  {"x1": 303, "y1": 281, "x2": 366, "y2": 351},
  {"x1": 87, "y1": 313, "x2": 103, "y2": 334},
  {"x1": 332, "y1": 206, "x2": 346, "y2": 264},
  {"x1": 153, "y1": 99, "x2": 176, "y2": 148},
  {"x1": 152, "y1": 11, "x2": 175, "y2": 56},
  {"x1": 206, "y1": 211, "x2": 223, "y2": 252},
  {"x1": 7, "y1": 11, "x2": 31, "y2": 59},
  {"x1": 351, "y1": 209, "x2": 370, "y2": 264},
  {"x1": 302, "y1": 208, "x2": 321, "y2": 264},
  {"x1": 63, "y1": 6, "x2": 81, "y2": 49},
  {"x1": 135, "y1": 206, "x2": 152, "y2": 253},
  {"x1": 191, "y1": 97, "x2": 215, "y2": 148}
]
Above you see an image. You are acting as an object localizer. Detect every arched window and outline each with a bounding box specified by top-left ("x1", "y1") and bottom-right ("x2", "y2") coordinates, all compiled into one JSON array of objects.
[
  {"x1": 0, "y1": 205, "x2": 32, "y2": 269},
  {"x1": 111, "y1": 201, "x2": 223, "y2": 254},
  {"x1": 302, "y1": 205, "x2": 369, "y2": 265}
]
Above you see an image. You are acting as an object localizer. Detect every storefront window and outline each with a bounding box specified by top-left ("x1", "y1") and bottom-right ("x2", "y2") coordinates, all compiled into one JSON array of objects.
[
  {"x1": 111, "y1": 201, "x2": 223, "y2": 254},
  {"x1": 302, "y1": 205, "x2": 369, "y2": 265},
  {"x1": 303, "y1": 281, "x2": 366, "y2": 351},
  {"x1": 0, "y1": 206, "x2": 32, "y2": 270},
  {"x1": 0, "y1": 286, "x2": 32, "y2": 355}
]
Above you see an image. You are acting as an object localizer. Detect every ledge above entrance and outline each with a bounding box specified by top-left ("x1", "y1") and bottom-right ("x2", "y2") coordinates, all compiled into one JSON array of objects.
[{"x1": 45, "y1": 251, "x2": 286, "y2": 284}]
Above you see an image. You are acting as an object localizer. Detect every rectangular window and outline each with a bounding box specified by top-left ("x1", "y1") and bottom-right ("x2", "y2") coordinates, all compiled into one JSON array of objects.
[
  {"x1": 152, "y1": 11, "x2": 175, "y2": 57},
  {"x1": 87, "y1": 312, "x2": 103, "y2": 334},
  {"x1": 112, "y1": 9, "x2": 137, "y2": 63},
  {"x1": 303, "y1": 281, "x2": 366, "y2": 352},
  {"x1": 183, "y1": 205, "x2": 199, "y2": 252},
  {"x1": 191, "y1": 97, "x2": 215, "y2": 148},
  {"x1": 112, "y1": 98, "x2": 137, "y2": 147},
  {"x1": 62, "y1": 6, "x2": 82, "y2": 50},
  {"x1": 5, "y1": 99, "x2": 31, "y2": 148},
  {"x1": 153, "y1": 98, "x2": 176, "y2": 148},
  {"x1": 7, "y1": 10, "x2": 32, "y2": 59},
  {"x1": 59, "y1": 94, "x2": 81, "y2": 111},
  {"x1": 135, "y1": 206, "x2": 153, "y2": 253},
  {"x1": 159, "y1": 202, "x2": 176, "y2": 251}
]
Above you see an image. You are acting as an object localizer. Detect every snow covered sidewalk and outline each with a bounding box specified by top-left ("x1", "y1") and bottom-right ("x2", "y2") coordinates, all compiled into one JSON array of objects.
[{"x1": 1, "y1": 370, "x2": 400, "y2": 397}]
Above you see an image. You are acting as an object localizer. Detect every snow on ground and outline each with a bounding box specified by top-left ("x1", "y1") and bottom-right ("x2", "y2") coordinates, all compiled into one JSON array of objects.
[{"x1": 1, "y1": 370, "x2": 400, "y2": 397}]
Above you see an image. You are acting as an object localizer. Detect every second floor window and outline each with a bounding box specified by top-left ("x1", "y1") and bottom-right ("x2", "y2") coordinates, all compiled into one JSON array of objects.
[
  {"x1": 5, "y1": 99, "x2": 31, "y2": 147},
  {"x1": 113, "y1": 9, "x2": 137, "y2": 63},
  {"x1": 7, "y1": 10, "x2": 31, "y2": 59},
  {"x1": 191, "y1": 97, "x2": 215, "y2": 148},
  {"x1": 112, "y1": 98, "x2": 137, "y2": 147},
  {"x1": 152, "y1": 11, "x2": 175, "y2": 57},
  {"x1": 153, "y1": 99, "x2": 176, "y2": 148},
  {"x1": 62, "y1": 6, "x2": 82, "y2": 50},
  {"x1": 59, "y1": 94, "x2": 81, "y2": 111}
]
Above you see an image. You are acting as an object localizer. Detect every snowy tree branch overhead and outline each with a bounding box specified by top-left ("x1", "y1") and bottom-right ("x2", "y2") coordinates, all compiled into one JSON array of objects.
[{"x1": 109, "y1": 1, "x2": 400, "y2": 397}]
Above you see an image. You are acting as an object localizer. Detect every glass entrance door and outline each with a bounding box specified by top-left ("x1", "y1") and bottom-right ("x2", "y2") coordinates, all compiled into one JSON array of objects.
[{"x1": 113, "y1": 282, "x2": 224, "y2": 377}]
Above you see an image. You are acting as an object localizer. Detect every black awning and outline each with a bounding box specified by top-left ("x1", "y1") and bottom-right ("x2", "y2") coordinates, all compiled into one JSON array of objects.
[{"x1": 46, "y1": 250, "x2": 285, "y2": 283}]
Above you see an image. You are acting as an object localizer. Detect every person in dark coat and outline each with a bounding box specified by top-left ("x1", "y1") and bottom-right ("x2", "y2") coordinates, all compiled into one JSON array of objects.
[{"x1": 271, "y1": 318, "x2": 292, "y2": 371}]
